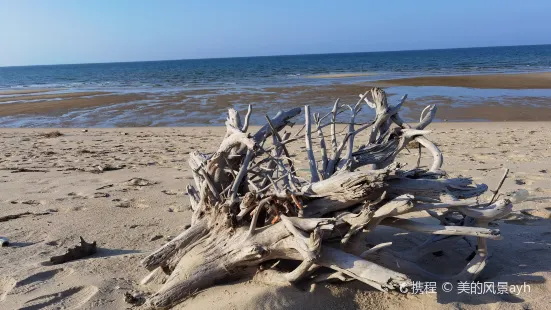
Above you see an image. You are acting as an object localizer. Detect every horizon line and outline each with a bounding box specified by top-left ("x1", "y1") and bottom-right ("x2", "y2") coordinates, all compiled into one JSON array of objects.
[{"x1": 2, "y1": 43, "x2": 550, "y2": 68}]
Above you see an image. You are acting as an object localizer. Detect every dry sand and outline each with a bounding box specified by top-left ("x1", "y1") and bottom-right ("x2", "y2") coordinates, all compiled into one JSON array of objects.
[
  {"x1": 373, "y1": 72, "x2": 551, "y2": 89},
  {"x1": 1, "y1": 123, "x2": 550, "y2": 309}
]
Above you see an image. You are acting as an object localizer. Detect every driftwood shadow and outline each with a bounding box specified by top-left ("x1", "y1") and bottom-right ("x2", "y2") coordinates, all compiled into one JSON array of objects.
[
  {"x1": 188, "y1": 278, "x2": 380, "y2": 310},
  {"x1": 93, "y1": 247, "x2": 141, "y2": 258},
  {"x1": 359, "y1": 215, "x2": 550, "y2": 306}
]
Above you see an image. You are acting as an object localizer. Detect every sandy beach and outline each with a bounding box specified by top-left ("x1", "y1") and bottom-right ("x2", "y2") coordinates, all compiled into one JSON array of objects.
[
  {"x1": 1, "y1": 123, "x2": 550, "y2": 310},
  {"x1": 2, "y1": 1, "x2": 550, "y2": 308}
]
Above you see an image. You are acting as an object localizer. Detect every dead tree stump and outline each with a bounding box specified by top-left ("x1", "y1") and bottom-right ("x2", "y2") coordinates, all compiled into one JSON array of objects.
[{"x1": 140, "y1": 88, "x2": 514, "y2": 309}]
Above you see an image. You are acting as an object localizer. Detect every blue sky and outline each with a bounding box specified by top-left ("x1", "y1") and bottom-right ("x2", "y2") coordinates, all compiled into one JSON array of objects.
[{"x1": 1, "y1": 0, "x2": 550, "y2": 66}]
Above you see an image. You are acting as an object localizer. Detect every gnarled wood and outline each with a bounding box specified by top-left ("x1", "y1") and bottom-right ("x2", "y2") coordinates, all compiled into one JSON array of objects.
[{"x1": 139, "y1": 88, "x2": 516, "y2": 308}]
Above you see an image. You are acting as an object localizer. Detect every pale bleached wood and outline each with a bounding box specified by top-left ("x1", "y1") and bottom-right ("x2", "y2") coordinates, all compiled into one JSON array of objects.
[
  {"x1": 380, "y1": 217, "x2": 502, "y2": 239},
  {"x1": 330, "y1": 98, "x2": 340, "y2": 155},
  {"x1": 229, "y1": 150, "x2": 253, "y2": 202},
  {"x1": 414, "y1": 136, "x2": 443, "y2": 172},
  {"x1": 417, "y1": 104, "x2": 437, "y2": 130},
  {"x1": 241, "y1": 104, "x2": 252, "y2": 132},
  {"x1": 360, "y1": 242, "x2": 393, "y2": 258},
  {"x1": 337, "y1": 92, "x2": 366, "y2": 171},
  {"x1": 139, "y1": 88, "x2": 517, "y2": 309},
  {"x1": 314, "y1": 113, "x2": 329, "y2": 175},
  {"x1": 317, "y1": 246, "x2": 409, "y2": 292},
  {"x1": 490, "y1": 168, "x2": 509, "y2": 204},
  {"x1": 141, "y1": 219, "x2": 208, "y2": 271},
  {"x1": 367, "y1": 88, "x2": 391, "y2": 144},
  {"x1": 254, "y1": 108, "x2": 301, "y2": 143},
  {"x1": 304, "y1": 105, "x2": 320, "y2": 182},
  {"x1": 225, "y1": 108, "x2": 242, "y2": 134}
]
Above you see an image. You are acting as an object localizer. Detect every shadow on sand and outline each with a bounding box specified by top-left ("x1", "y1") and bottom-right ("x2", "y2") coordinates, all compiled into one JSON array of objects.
[{"x1": 183, "y1": 215, "x2": 550, "y2": 309}]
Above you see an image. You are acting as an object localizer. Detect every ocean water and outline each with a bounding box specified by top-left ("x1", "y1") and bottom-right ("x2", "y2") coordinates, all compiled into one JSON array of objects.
[
  {"x1": 2, "y1": 44, "x2": 551, "y2": 90},
  {"x1": 2, "y1": 45, "x2": 551, "y2": 127}
]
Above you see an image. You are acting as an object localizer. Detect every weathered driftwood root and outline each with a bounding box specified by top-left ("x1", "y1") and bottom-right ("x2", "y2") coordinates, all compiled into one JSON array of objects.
[{"x1": 139, "y1": 88, "x2": 515, "y2": 309}]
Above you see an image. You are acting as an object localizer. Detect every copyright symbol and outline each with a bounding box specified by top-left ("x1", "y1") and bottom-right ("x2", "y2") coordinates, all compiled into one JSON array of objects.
[{"x1": 442, "y1": 282, "x2": 453, "y2": 292}]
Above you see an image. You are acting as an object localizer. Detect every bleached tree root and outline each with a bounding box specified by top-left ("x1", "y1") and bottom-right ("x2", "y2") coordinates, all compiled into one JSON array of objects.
[{"x1": 139, "y1": 88, "x2": 516, "y2": 309}]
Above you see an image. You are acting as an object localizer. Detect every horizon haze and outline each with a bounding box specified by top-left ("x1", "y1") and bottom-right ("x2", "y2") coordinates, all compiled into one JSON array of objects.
[{"x1": 1, "y1": 0, "x2": 551, "y2": 67}]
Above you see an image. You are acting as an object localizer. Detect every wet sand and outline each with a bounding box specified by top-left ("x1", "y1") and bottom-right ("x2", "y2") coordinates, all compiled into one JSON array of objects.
[
  {"x1": 373, "y1": 72, "x2": 551, "y2": 89},
  {"x1": 1, "y1": 72, "x2": 551, "y2": 126},
  {"x1": 0, "y1": 89, "x2": 63, "y2": 96},
  {"x1": 1, "y1": 124, "x2": 550, "y2": 309},
  {"x1": 0, "y1": 93, "x2": 146, "y2": 117},
  {"x1": 1, "y1": 89, "x2": 549, "y2": 124},
  {"x1": 304, "y1": 72, "x2": 376, "y2": 78},
  {"x1": 0, "y1": 92, "x2": 109, "y2": 103}
]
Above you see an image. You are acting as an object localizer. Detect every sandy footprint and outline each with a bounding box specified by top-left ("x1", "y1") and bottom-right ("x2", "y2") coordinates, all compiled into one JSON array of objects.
[
  {"x1": 8, "y1": 268, "x2": 74, "y2": 296},
  {"x1": 19, "y1": 285, "x2": 98, "y2": 310},
  {"x1": 0, "y1": 277, "x2": 16, "y2": 301}
]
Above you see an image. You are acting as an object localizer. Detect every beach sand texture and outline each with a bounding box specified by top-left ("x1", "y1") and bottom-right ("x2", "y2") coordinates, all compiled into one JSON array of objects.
[{"x1": 1, "y1": 123, "x2": 550, "y2": 309}]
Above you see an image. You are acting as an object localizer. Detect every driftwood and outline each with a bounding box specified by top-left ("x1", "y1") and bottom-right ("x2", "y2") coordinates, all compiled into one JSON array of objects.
[
  {"x1": 50, "y1": 237, "x2": 97, "y2": 264},
  {"x1": 139, "y1": 88, "x2": 515, "y2": 309}
]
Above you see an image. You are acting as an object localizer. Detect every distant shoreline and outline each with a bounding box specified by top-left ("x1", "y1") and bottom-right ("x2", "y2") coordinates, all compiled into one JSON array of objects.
[
  {"x1": 303, "y1": 72, "x2": 376, "y2": 79},
  {"x1": 2, "y1": 44, "x2": 550, "y2": 91},
  {"x1": 2, "y1": 43, "x2": 550, "y2": 68},
  {"x1": 371, "y1": 72, "x2": 551, "y2": 89},
  {"x1": 3, "y1": 71, "x2": 551, "y2": 94}
]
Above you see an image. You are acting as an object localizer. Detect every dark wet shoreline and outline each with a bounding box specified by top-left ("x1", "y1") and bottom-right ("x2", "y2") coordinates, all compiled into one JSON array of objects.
[{"x1": 2, "y1": 72, "x2": 551, "y2": 127}]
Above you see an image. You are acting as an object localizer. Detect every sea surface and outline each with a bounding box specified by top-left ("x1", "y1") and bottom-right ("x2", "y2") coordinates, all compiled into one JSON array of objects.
[
  {"x1": 1, "y1": 45, "x2": 551, "y2": 127},
  {"x1": 2, "y1": 45, "x2": 551, "y2": 91}
]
